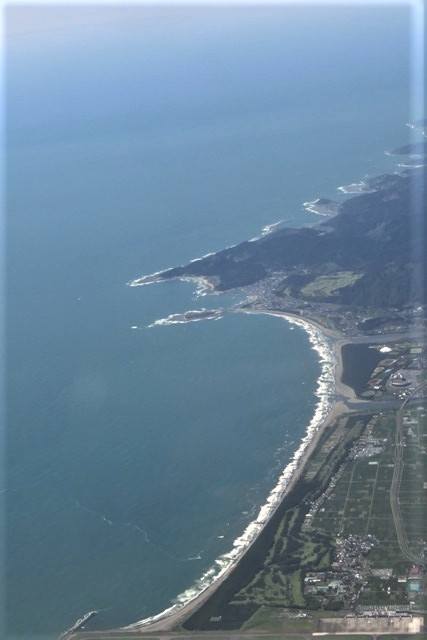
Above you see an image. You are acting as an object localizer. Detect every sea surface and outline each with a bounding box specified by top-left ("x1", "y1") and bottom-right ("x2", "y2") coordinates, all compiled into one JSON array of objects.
[{"x1": 5, "y1": 5, "x2": 412, "y2": 637}]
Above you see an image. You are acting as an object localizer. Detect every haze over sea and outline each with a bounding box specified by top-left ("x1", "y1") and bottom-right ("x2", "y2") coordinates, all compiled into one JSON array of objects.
[{"x1": 5, "y1": 5, "x2": 411, "y2": 637}]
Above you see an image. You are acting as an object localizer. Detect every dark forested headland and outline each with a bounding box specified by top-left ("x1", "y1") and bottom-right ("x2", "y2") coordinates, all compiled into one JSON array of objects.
[{"x1": 138, "y1": 167, "x2": 425, "y2": 316}]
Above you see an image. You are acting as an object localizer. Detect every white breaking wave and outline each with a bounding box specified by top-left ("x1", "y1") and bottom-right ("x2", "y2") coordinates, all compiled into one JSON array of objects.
[
  {"x1": 123, "y1": 310, "x2": 336, "y2": 630},
  {"x1": 302, "y1": 200, "x2": 334, "y2": 217},
  {"x1": 398, "y1": 162, "x2": 426, "y2": 168},
  {"x1": 261, "y1": 219, "x2": 284, "y2": 235},
  {"x1": 337, "y1": 182, "x2": 375, "y2": 194},
  {"x1": 190, "y1": 252, "x2": 216, "y2": 263},
  {"x1": 127, "y1": 247, "x2": 223, "y2": 292},
  {"x1": 128, "y1": 230, "x2": 281, "y2": 294},
  {"x1": 147, "y1": 310, "x2": 223, "y2": 328},
  {"x1": 149, "y1": 315, "x2": 223, "y2": 327},
  {"x1": 181, "y1": 276, "x2": 218, "y2": 298},
  {"x1": 249, "y1": 220, "x2": 284, "y2": 244},
  {"x1": 127, "y1": 267, "x2": 170, "y2": 287}
]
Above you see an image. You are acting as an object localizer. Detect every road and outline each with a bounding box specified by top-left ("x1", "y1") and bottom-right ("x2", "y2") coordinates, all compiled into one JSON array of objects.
[{"x1": 389, "y1": 382, "x2": 427, "y2": 566}]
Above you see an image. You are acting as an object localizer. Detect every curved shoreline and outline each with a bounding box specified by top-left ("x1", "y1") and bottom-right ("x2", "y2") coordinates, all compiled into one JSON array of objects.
[{"x1": 120, "y1": 307, "x2": 351, "y2": 632}]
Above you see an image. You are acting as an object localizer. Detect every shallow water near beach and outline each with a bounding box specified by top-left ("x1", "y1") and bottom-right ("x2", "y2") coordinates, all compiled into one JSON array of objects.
[{"x1": 5, "y1": 5, "x2": 411, "y2": 635}]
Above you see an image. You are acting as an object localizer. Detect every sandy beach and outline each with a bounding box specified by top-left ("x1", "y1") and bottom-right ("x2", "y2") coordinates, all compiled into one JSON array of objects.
[
  {"x1": 122, "y1": 404, "x2": 345, "y2": 632},
  {"x1": 121, "y1": 308, "x2": 361, "y2": 633},
  {"x1": 115, "y1": 296, "x2": 427, "y2": 635},
  {"x1": 116, "y1": 303, "x2": 426, "y2": 635}
]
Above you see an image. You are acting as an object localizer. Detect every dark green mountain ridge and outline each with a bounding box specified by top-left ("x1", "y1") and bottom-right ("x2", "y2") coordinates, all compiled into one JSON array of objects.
[{"x1": 144, "y1": 167, "x2": 426, "y2": 310}]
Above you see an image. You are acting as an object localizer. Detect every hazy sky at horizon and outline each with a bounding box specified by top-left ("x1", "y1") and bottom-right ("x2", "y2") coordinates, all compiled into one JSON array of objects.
[{"x1": 6, "y1": 3, "x2": 411, "y2": 122}]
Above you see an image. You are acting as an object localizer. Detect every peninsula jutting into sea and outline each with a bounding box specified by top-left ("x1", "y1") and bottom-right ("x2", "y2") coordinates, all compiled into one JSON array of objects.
[
  {"x1": 63, "y1": 141, "x2": 419, "y2": 635},
  {"x1": 9, "y1": 4, "x2": 424, "y2": 636},
  {"x1": 69, "y1": 136, "x2": 427, "y2": 639},
  {"x1": 130, "y1": 163, "x2": 425, "y2": 321}
]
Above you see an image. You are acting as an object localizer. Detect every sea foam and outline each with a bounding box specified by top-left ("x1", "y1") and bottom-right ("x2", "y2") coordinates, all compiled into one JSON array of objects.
[{"x1": 123, "y1": 310, "x2": 336, "y2": 630}]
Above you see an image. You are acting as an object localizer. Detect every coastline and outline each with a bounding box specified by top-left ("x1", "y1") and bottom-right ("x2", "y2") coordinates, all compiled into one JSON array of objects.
[{"x1": 120, "y1": 306, "x2": 357, "y2": 633}]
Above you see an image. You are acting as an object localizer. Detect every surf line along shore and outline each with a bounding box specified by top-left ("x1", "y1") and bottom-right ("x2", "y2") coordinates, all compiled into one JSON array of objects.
[{"x1": 119, "y1": 307, "x2": 357, "y2": 634}]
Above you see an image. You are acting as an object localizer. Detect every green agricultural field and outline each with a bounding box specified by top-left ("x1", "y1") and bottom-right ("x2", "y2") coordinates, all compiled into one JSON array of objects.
[
  {"x1": 313, "y1": 406, "x2": 427, "y2": 574},
  {"x1": 300, "y1": 272, "x2": 363, "y2": 299},
  {"x1": 74, "y1": 404, "x2": 427, "y2": 640},
  {"x1": 313, "y1": 413, "x2": 402, "y2": 569},
  {"x1": 229, "y1": 416, "x2": 367, "y2": 611},
  {"x1": 398, "y1": 404, "x2": 427, "y2": 556}
]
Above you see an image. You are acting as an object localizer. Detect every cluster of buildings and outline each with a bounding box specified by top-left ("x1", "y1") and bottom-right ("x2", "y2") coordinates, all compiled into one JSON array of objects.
[
  {"x1": 303, "y1": 542, "x2": 426, "y2": 612},
  {"x1": 364, "y1": 346, "x2": 426, "y2": 400},
  {"x1": 304, "y1": 571, "x2": 350, "y2": 600},
  {"x1": 352, "y1": 427, "x2": 386, "y2": 459},
  {"x1": 399, "y1": 566, "x2": 425, "y2": 603},
  {"x1": 303, "y1": 535, "x2": 378, "y2": 609},
  {"x1": 352, "y1": 606, "x2": 412, "y2": 616}
]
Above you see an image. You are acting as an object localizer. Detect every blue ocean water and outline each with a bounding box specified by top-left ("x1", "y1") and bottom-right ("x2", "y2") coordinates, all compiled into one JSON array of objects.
[{"x1": 5, "y1": 5, "x2": 411, "y2": 637}]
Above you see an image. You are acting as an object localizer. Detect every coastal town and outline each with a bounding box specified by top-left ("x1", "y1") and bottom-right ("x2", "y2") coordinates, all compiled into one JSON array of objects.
[
  {"x1": 68, "y1": 154, "x2": 427, "y2": 639},
  {"x1": 239, "y1": 271, "x2": 427, "y2": 340},
  {"x1": 8, "y1": 0, "x2": 426, "y2": 634},
  {"x1": 70, "y1": 331, "x2": 427, "y2": 640},
  {"x1": 67, "y1": 159, "x2": 427, "y2": 640}
]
